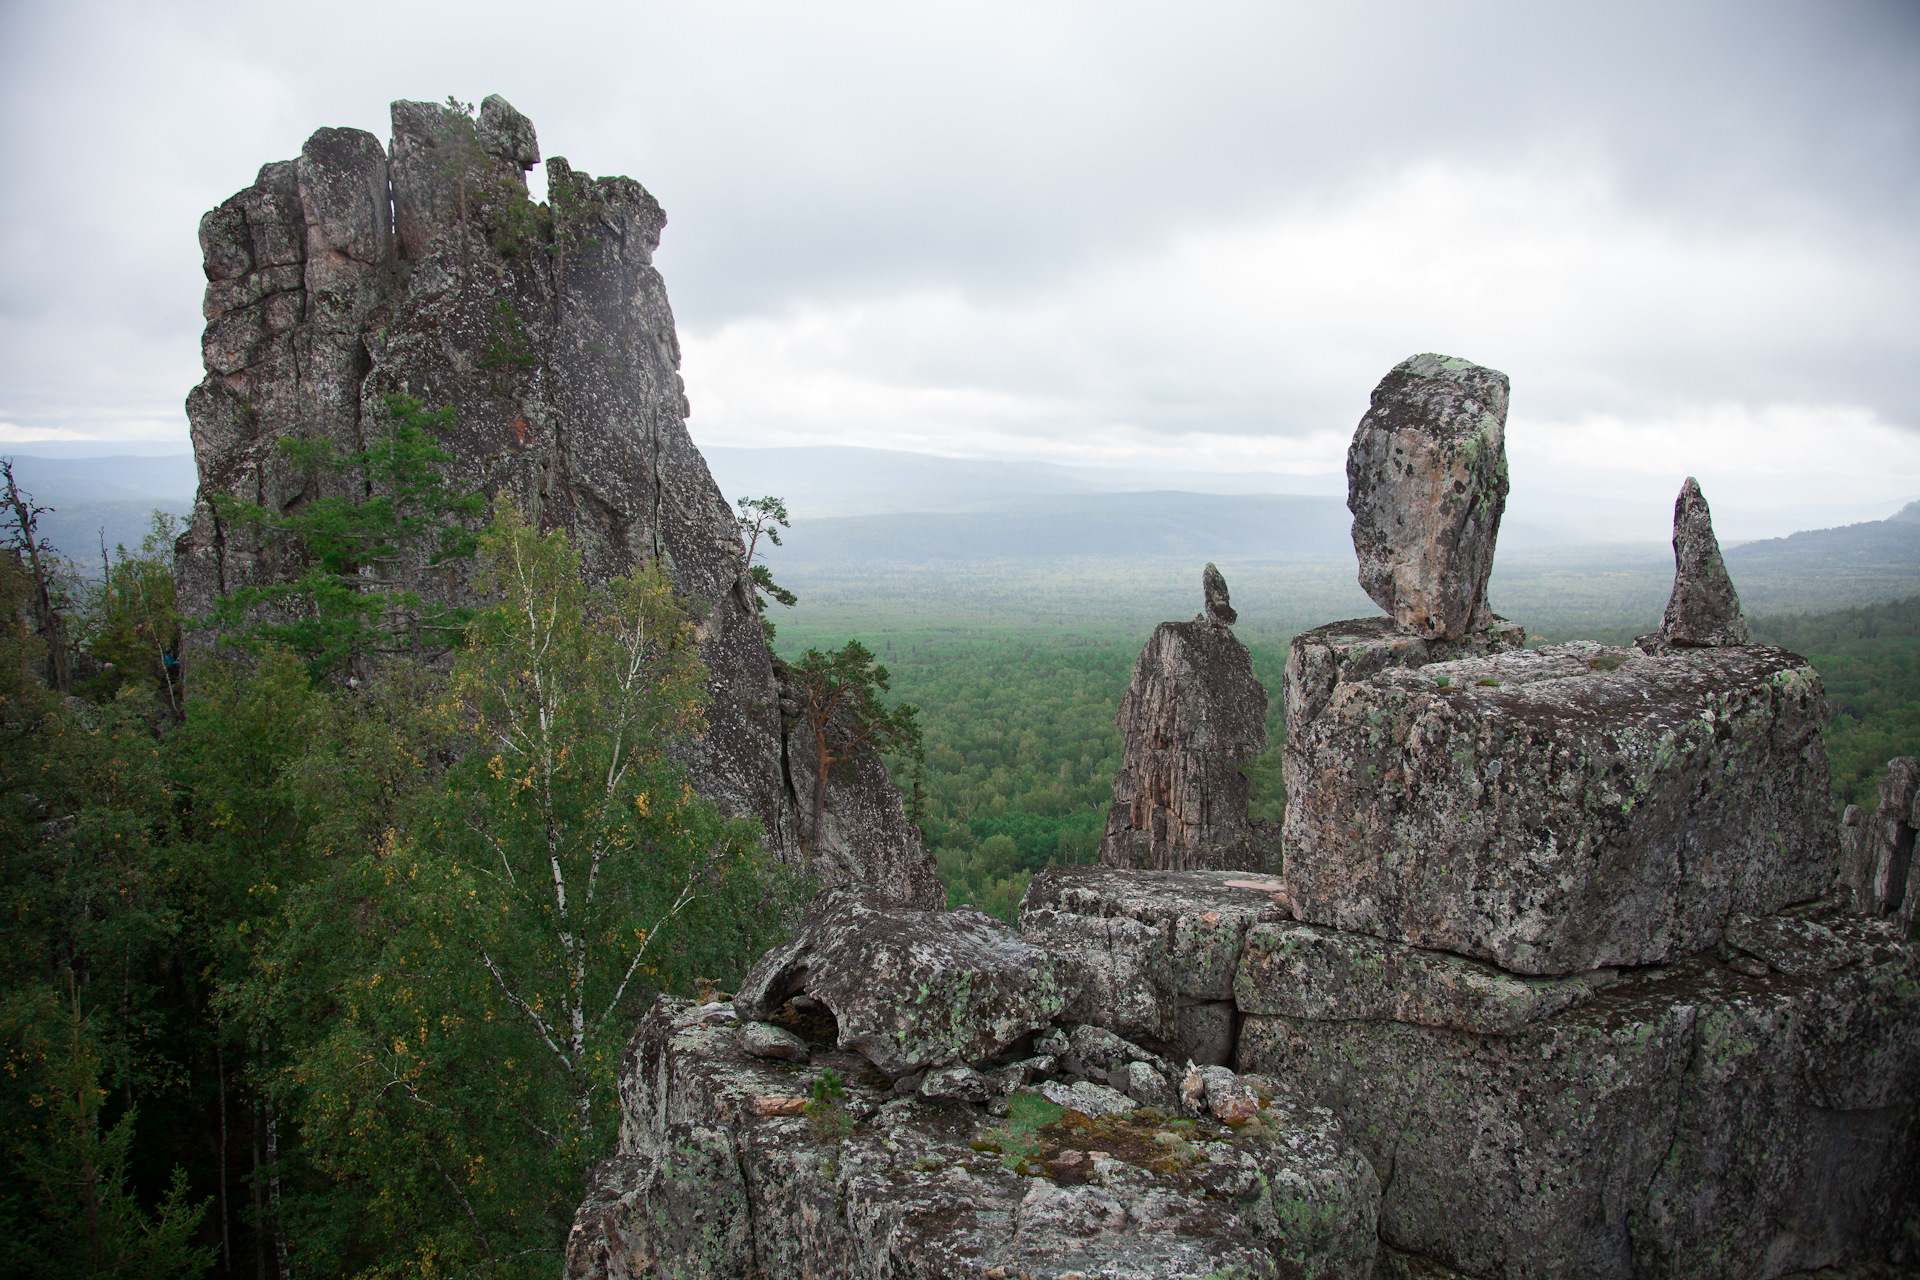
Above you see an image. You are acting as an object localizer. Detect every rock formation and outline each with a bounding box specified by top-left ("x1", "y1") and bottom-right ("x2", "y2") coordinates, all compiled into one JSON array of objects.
[
  {"x1": 1097, "y1": 566, "x2": 1270, "y2": 871},
  {"x1": 570, "y1": 352, "x2": 1919, "y2": 1275},
  {"x1": 176, "y1": 97, "x2": 935, "y2": 903},
  {"x1": 1659, "y1": 476, "x2": 1750, "y2": 646},
  {"x1": 1346, "y1": 354, "x2": 1511, "y2": 640},
  {"x1": 1839, "y1": 757, "x2": 1919, "y2": 920}
]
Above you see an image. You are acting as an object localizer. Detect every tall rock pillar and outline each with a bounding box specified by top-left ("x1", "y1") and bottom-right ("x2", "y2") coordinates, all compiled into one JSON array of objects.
[
  {"x1": 176, "y1": 96, "x2": 937, "y2": 904},
  {"x1": 1098, "y1": 565, "x2": 1271, "y2": 872}
]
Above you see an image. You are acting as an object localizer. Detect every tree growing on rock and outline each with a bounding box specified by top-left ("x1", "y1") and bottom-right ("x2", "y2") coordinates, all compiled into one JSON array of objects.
[
  {"x1": 735, "y1": 495, "x2": 797, "y2": 641},
  {"x1": 785, "y1": 640, "x2": 921, "y2": 857}
]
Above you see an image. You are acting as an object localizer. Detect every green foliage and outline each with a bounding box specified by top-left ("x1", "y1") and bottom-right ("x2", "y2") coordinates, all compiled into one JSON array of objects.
[
  {"x1": 736, "y1": 496, "x2": 797, "y2": 640},
  {"x1": 479, "y1": 298, "x2": 538, "y2": 373},
  {"x1": 224, "y1": 498, "x2": 806, "y2": 1277},
  {"x1": 209, "y1": 394, "x2": 484, "y2": 679},
  {"x1": 1751, "y1": 594, "x2": 1920, "y2": 809},
  {"x1": 1, "y1": 984, "x2": 212, "y2": 1279},
  {"x1": 784, "y1": 639, "x2": 922, "y2": 854},
  {"x1": 73, "y1": 511, "x2": 183, "y2": 711}
]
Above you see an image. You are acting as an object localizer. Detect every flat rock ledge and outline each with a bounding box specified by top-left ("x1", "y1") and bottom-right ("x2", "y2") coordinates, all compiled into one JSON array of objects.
[{"x1": 564, "y1": 996, "x2": 1382, "y2": 1280}]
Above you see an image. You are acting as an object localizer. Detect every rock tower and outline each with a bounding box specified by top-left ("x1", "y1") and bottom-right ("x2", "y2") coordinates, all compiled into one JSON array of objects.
[{"x1": 176, "y1": 96, "x2": 937, "y2": 905}]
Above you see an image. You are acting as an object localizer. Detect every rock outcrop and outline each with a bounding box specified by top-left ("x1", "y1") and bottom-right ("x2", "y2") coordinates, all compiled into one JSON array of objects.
[
  {"x1": 1659, "y1": 476, "x2": 1750, "y2": 647},
  {"x1": 1346, "y1": 354, "x2": 1511, "y2": 640},
  {"x1": 1024, "y1": 871, "x2": 1920, "y2": 1280},
  {"x1": 1097, "y1": 566, "x2": 1271, "y2": 871},
  {"x1": 565, "y1": 996, "x2": 1383, "y2": 1280},
  {"x1": 177, "y1": 97, "x2": 933, "y2": 902},
  {"x1": 1839, "y1": 757, "x2": 1919, "y2": 921}
]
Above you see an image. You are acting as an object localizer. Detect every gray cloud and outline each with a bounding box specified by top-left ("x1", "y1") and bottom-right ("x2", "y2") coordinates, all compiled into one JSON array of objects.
[{"x1": 1, "y1": 0, "x2": 1915, "y2": 519}]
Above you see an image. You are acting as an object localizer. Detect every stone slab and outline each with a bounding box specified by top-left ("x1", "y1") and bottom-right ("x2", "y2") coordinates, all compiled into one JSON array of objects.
[
  {"x1": 1282, "y1": 640, "x2": 1838, "y2": 974},
  {"x1": 1235, "y1": 920, "x2": 1617, "y2": 1034},
  {"x1": 1236, "y1": 907, "x2": 1919, "y2": 1280}
]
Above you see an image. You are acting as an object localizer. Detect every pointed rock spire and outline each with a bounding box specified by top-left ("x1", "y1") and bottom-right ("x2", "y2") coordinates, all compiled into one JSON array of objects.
[
  {"x1": 1660, "y1": 477, "x2": 1749, "y2": 647},
  {"x1": 1202, "y1": 562, "x2": 1237, "y2": 627}
]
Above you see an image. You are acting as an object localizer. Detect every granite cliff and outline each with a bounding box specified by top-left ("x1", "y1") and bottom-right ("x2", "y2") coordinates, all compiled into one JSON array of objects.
[{"x1": 175, "y1": 96, "x2": 936, "y2": 905}]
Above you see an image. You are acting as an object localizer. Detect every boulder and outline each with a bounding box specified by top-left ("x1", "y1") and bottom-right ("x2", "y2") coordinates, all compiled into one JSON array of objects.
[
  {"x1": 1237, "y1": 904, "x2": 1920, "y2": 1280},
  {"x1": 1018, "y1": 866, "x2": 1290, "y2": 1050},
  {"x1": 1281, "y1": 640, "x2": 1838, "y2": 973},
  {"x1": 732, "y1": 889, "x2": 1066, "y2": 1076},
  {"x1": 177, "y1": 97, "x2": 935, "y2": 906},
  {"x1": 1346, "y1": 354, "x2": 1511, "y2": 640},
  {"x1": 566, "y1": 995, "x2": 1383, "y2": 1280},
  {"x1": 738, "y1": 1021, "x2": 809, "y2": 1063},
  {"x1": 1837, "y1": 756, "x2": 1919, "y2": 920},
  {"x1": 1659, "y1": 476, "x2": 1750, "y2": 647},
  {"x1": 1096, "y1": 611, "x2": 1272, "y2": 872}
]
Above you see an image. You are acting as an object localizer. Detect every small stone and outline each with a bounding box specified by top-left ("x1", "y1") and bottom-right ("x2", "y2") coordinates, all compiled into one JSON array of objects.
[
  {"x1": 921, "y1": 1065, "x2": 998, "y2": 1103},
  {"x1": 1000, "y1": 1055, "x2": 1059, "y2": 1088},
  {"x1": 1726, "y1": 954, "x2": 1770, "y2": 978},
  {"x1": 1347, "y1": 353, "x2": 1511, "y2": 640},
  {"x1": 1202, "y1": 562, "x2": 1237, "y2": 627},
  {"x1": 750, "y1": 1095, "x2": 809, "y2": 1116},
  {"x1": 1205, "y1": 1074, "x2": 1262, "y2": 1124},
  {"x1": 1038, "y1": 1079, "x2": 1137, "y2": 1118},
  {"x1": 1121, "y1": 1061, "x2": 1176, "y2": 1110},
  {"x1": 1065, "y1": 1024, "x2": 1162, "y2": 1078},
  {"x1": 891, "y1": 1071, "x2": 926, "y2": 1096},
  {"x1": 739, "y1": 1021, "x2": 809, "y2": 1062},
  {"x1": 1660, "y1": 477, "x2": 1750, "y2": 647},
  {"x1": 1182, "y1": 1063, "x2": 1233, "y2": 1114},
  {"x1": 1035, "y1": 1028, "x2": 1071, "y2": 1057}
]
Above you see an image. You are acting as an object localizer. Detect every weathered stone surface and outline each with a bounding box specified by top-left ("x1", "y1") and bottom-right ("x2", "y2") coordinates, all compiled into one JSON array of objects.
[
  {"x1": 920, "y1": 1064, "x2": 998, "y2": 1103},
  {"x1": 1660, "y1": 476, "x2": 1750, "y2": 647},
  {"x1": 1282, "y1": 640, "x2": 1838, "y2": 973},
  {"x1": 1097, "y1": 612, "x2": 1272, "y2": 872},
  {"x1": 1176, "y1": 1000, "x2": 1236, "y2": 1066},
  {"x1": 566, "y1": 996, "x2": 1382, "y2": 1279},
  {"x1": 1036, "y1": 1078, "x2": 1137, "y2": 1118},
  {"x1": 1238, "y1": 906, "x2": 1920, "y2": 1280},
  {"x1": 1018, "y1": 866, "x2": 1290, "y2": 1048},
  {"x1": 732, "y1": 889, "x2": 1066, "y2": 1075},
  {"x1": 1346, "y1": 354, "x2": 1511, "y2": 640},
  {"x1": 1202, "y1": 560, "x2": 1237, "y2": 626},
  {"x1": 738, "y1": 1020, "x2": 809, "y2": 1062},
  {"x1": 1282, "y1": 613, "x2": 1525, "y2": 742},
  {"x1": 178, "y1": 97, "x2": 934, "y2": 904},
  {"x1": 1838, "y1": 756, "x2": 1919, "y2": 920},
  {"x1": 1235, "y1": 920, "x2": 1617, "y2": 1034}
]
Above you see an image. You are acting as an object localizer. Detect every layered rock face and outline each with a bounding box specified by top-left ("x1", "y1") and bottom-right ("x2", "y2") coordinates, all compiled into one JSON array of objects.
[
  {"x1": 1346, "y1": 354, "x2": 1511, "y2": 640},
  {"x1": 1022, "y1": 871, "x2": 1920, "y2": 1280},
  {"x1": 177, "y1": 97, "x2": 933, "y2": 900},
  {"x1": 1098, "y1": 566, "x2": 1271, "y2": 871}
]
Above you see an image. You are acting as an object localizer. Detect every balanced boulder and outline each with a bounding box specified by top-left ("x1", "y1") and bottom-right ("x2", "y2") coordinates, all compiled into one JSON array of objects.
[{"x1": 1346, "y1": 354, "x2": 1511, "y2": 640}]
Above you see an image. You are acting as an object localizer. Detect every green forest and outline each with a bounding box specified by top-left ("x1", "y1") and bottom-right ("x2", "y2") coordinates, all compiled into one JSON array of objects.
[{"x1": 3, "y1": 437, "x2": 1919, "y2": 1278}]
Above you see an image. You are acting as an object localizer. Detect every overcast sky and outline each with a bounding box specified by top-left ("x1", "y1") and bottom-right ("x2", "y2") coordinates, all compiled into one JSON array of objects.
[{"x1": 2, "y1": 0, "x2": 1916, "y2": 533}]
